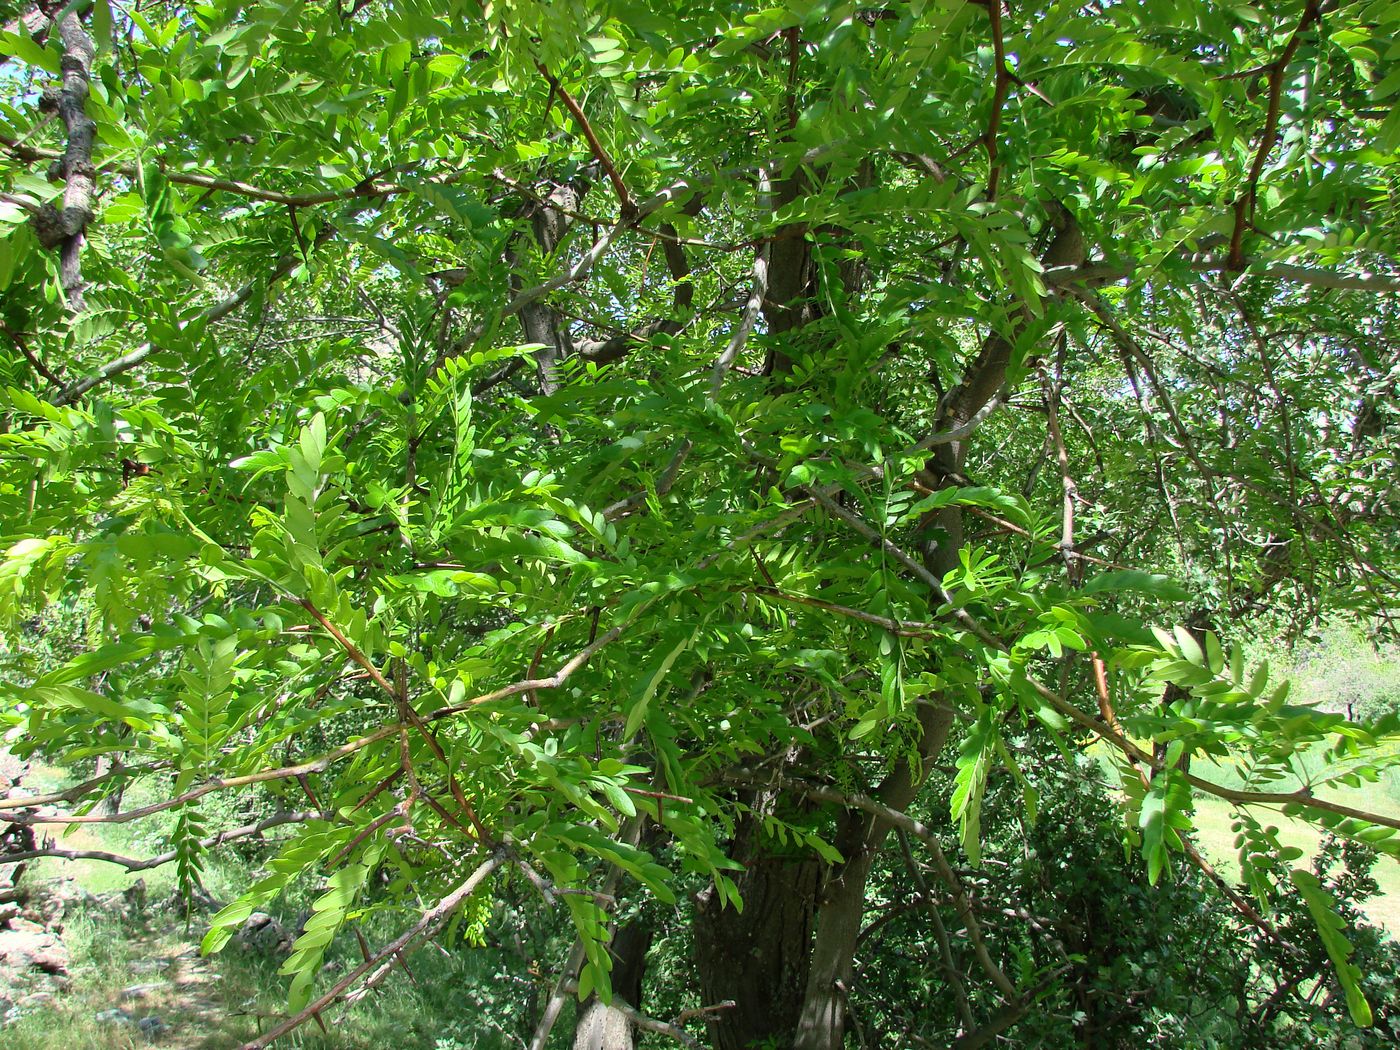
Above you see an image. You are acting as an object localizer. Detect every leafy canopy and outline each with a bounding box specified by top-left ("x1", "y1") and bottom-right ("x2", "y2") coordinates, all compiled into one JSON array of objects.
[{"x1": 1, "y1": 0, "x2": 1398, "y2": 1037}]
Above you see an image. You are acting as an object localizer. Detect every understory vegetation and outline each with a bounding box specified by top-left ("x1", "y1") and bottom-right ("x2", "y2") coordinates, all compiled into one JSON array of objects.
[{"x1": 5, "y1": 634, "x2": 1399, "y2": 1048}]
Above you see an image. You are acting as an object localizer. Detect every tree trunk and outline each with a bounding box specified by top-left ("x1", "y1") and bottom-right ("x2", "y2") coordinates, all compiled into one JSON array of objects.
[
  {"x1": 512, "y1": 176, "x2": 589, "y2": 394},
  {"x1": 571, "y1": 914, "x2": 652, "y2": 1050},
  {"x1": 1, "y1": 757, "x2": 35, "y2": 922},
  {"x1": 792, "y1": 703, "x2": 955, "y2": 1050},
  {"x1": 52, "y1": 8, "x2": 97, "y2": 311},
  {"x1": 694, "y1": 849, "x2": 821, "y2": 1050},
  {"x1": 573, "y1": 1001, "x2": 632, "y2": 1050},
  {"x1": 693, "y1": 128, "x2": 962, "y2": 1050}
]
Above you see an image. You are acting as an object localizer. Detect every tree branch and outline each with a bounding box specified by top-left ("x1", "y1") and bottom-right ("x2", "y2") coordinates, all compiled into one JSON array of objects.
[
  {"x1": 52, "y1": 9, "x2": 97, "y2": 310},
  {"x1": 710, "y1": 175, "x2": 772, "y2": 396},
  {"x1": 574, "y1": 221, "x2": 695, "y2": 365},
  {"x1": 893, "y1": 829, "x2": 975, "y2": 1030},
  {"x1": 1228, "y1": 1, "x2": 1324, "y2": 269},
  {"x1": 981, "y1": 0, "x2": 1012, "y2": 200},
  {"x1": 1, "y1": 616, "x2": 632, "y2": 825},
  {"x1": 0, "y1": 135, "x2": 420, "y2": 207},
  {"x1": 2, "y1": 811, "x2": 321, "y2": 871},
  {"x1": 240, "y1": 849, "x2": 506, "y2": 1049},
  {"x1": 51, "y1": 226, "x2": 333, "y2": 405},
  {"x1": 558, "y1": 977, "x2": 706, "y2": 1049},
  {"x1": 801, "y1": 482, "x2": 1400, "y2": 834},
  {"x1": 536, "y1": 62, "x2": 634, "y2": 218},
  {"x1": 1043, "y1": 257, "x2": 1400, "y2": 294},
  {"x1": 0, "y1": 4, "x2": 52, "y2": 65},
  {"x1": 526, "y1": 816, "x2": 643, "y2": 1050}
]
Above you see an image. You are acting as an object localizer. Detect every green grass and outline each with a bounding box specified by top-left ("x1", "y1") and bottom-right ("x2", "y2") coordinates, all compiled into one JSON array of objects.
[
  {"x1": 4, "y1": 760, "x2": 539, "y2": 1049},
  {"x1": 2, "y1": 896, "x2": 540, "y2": 1050},
  {"x1": 1189, "y1": 794, "x2": 1400, "y2": 935},
  {"x1": 1183, "y1": 742, "x2": 1400, "y2": 934},
  {"x1": 1084, "y1": 737, "x2": 1400, "y2": 935}
]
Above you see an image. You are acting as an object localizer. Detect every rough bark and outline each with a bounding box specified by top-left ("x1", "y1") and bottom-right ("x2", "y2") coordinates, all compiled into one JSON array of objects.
[
  {"x1": 514, "y1": 178, "x2": 587, "y2": 394},
  {"x1": 2, "y1": 3, "x2": 51, "y2": 48},
  {"x1": 762, "y1": 173, "x2": 821, "y2": 342},
  {"x1": 573, "y1": 1001, "x2": 633, "y2": 1050},
  {"x1": 51, "y1": 8, "x2": 97, "y2": 311},
  {"x1": 694, "y1": 849, "x2": 822, "y2": 1050},
  {"x1": 791, "y1": 704, "x2": 956, "y2": 1050},
  {"x1": 570, "y1": 917, "x2": 652, "y2": 1050},
  {"x1": 687, "y1": 150, "x2": 829, "y2": 1050},
  {"x1": 694, "y1": 148, "x2": 949, "y2": 1050},
  {"x1": 694, "y1": 163, "x2": 1079, "y2": 1050}
]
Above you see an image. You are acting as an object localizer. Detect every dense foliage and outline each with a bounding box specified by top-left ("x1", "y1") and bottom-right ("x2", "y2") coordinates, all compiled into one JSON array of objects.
[{"x1": 2, "y1": 1, "x2": 1399, "y2": 1046}]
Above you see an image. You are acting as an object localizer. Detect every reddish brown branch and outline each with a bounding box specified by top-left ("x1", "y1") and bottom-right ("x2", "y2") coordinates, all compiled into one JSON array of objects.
[
  {"x1": 1090, "y1": 654, "x2": 1299, "y2": 953},
  {"x1": 983, "y1": 1, "x2": 1013, "y2": 200},
  {"x1": 297, "y1": 598, "x2": 397, "y2": 699},
  {"x1": 1227, "y1": 1, "x2": 1323, "y2": 269},
  {"x1": 803, "y1": 482, "x2": 1400, "y2": 835},
  {"x1": 744, "y1": 585, "x2": 943, "y2": 637},
  {"x1": 536, "y1": 62, "x2": 635, "y2": 218},
  {"x1": 2, "y1": 621, "x2": 632, "y2": 826},
  {"x1": 3, "y1": 321, "x2": 63, "y2": 389}
]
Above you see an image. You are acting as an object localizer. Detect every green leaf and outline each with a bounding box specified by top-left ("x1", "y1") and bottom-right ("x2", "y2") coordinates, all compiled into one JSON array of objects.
[
  {"x1": 805, "y1": 832, "x2": 844, "y2": 864},
  {"x1": 624, "y1": 626, "x2": 694, "y2": 739},
  {"x1": 1290, "y1": 869, "x2": 1373, "y2": 1027},
  {"x1": 280, "y1": 863, "x2": 372, "y2": 1012},
  {"x1": 1081, "y1": 571, "x2": 1190, "y2": 602},
  {"x1": 951, "y1": 708, "x2": 997, "y2": 866},
  {"x1": 1173, "y1": 627, "x2": 1204, "y2": 668}
]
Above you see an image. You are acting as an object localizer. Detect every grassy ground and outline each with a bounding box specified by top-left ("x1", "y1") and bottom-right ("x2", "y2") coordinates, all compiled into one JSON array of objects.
[
  {"x1": 3, "y1": 893, "x2": 540, "y2": 1050},
  {"x1": 1177, "y1": 625, "x2": 1400, "y2": 933},
  {"x1": 1190, "y1": 794, "x2": 1400, "y2": 933},
  {"x1": 1187, "y1": 744, "x2": 1400, "y2": 926},
  {"x1": 4, "y1": 762, "x2": 539, "y2": 1050},
  {"x1": 1086, "y1": 737, "x2": 1400, "y2": 935}
]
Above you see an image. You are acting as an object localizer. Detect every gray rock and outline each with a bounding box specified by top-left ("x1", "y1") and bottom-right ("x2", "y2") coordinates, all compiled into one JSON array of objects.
[
  {"x1": 137, "y1": 1014, "x2": 168, "y2": 1038},
  {"x1": 233, "y1": 912, "x2": 292, "y2": 953},
  {"x1": 0, "y1": 917, "x2": 70, "y2": 976},
  {"x1": 95, "y1": 1007, "x2": 135, "y2": 1025},
  {"x1": 121, "y1": 982, "x2": 166, "y2": 1000},
  {"x1": 121, "y1": 879, "x2": 148, "y2": 916}
]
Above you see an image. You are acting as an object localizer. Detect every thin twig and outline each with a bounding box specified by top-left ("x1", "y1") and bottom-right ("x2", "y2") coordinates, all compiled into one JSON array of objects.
[
  {"x1": 1, "y1": 811, "x2": 320, "y2": 871},
  {"x1": 240, "y1": 849, "x2": 506, "y2": 1049},
  {"x1": 982, "y1": 0, "x2": 1012, "y2": 200},
  {"x1": 536, "y1": 63, "x2": 634, "y2": 218},
  {"x1": 52, "y1": 227, "x2": 334, "y2": 405},
  {"x1": 1227, "y1": 2, "x2": 1324, "y2": 269},
  {"x1": 711, "y1": 179, "x2": 772, "y2": 396}
]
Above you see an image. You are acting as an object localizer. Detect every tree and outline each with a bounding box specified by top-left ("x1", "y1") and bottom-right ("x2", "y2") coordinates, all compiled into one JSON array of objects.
[{"x1": 1, "y1": 1, "x2": 1398, "y2": 1046}]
